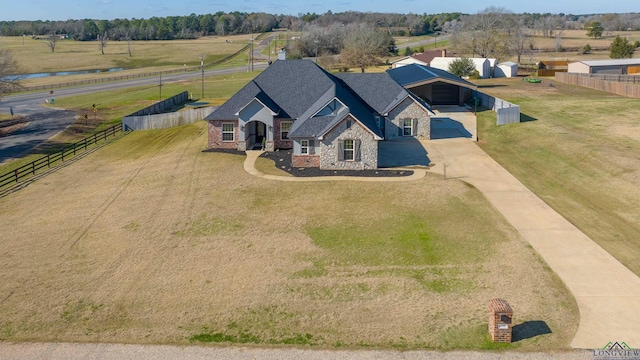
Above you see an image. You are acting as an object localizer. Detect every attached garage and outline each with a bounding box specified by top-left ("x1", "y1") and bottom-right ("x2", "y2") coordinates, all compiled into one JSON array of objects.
[
  {"x1": 387, "y1": 64, "x2": 477, "y2": 106},
  {"x1": 432, "y1": 83, "x2": 460, "y2": 105}
]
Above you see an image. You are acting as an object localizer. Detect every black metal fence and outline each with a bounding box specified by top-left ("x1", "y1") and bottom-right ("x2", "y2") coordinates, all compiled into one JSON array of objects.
[{"x1": 0, "y1": 123, "x2": 125, "y2": 190}]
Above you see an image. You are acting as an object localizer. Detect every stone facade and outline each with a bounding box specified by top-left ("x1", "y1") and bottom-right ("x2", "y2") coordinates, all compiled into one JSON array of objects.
[
  {"x1": 385, "y1": 98, "x2": 431, "y2": 140},
  {"x1": 320, "y1": 117, "x2": 378, "y2": 170},
  {"x1": 208, "y1": 120, "x2": 238, "y2": 149},
  {"x1": 292, "y1": 155, "x2": 320, "y2": 167},
  {"x1": 274, "y1": 118, "x2": 294, "y2": 149}
]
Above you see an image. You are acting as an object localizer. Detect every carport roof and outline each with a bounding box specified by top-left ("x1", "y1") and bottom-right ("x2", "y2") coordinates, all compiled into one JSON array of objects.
[{"x1": 387, "y1": 64, "x2": 477, "y2": 90}]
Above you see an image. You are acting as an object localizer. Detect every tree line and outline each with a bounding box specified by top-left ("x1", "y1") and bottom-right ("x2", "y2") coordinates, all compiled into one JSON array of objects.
[{"x1": 0, "y1": 12, "x2": 463, "y2": 41}]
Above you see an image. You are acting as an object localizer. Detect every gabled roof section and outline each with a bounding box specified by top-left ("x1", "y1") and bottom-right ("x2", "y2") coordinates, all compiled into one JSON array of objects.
[
  {"x1": 206, "y1": 60, "x2": 335, "y2": 121},
  {"x1": 411, "y1": 50, "x2": 448, "y2": 65},
  {"x1": 335, "y1": 73, "x2": 409, "y2": 116},
  {"x1": 387, "y1": 64, "x2": 477, "y2": 90},
  {"x1": 207, "y1": 59, "x2": 384, "y2": 140},
  {"x1": 206, "y1": 81, "x2": 275, "y2": 120},
  {"x1": 252, "y1": 60, "x2": 335, "y2": 119}
]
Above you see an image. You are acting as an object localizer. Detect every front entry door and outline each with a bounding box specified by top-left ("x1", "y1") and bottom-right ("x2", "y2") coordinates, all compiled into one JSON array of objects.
[{"x1": 254, "y1": 122, "x2": 267, "y2": 149}]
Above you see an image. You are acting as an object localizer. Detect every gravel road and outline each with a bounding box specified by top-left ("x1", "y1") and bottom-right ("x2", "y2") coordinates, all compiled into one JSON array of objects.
[{"x1": 0, "y1": 342, "x2": 595, "y2": 360}]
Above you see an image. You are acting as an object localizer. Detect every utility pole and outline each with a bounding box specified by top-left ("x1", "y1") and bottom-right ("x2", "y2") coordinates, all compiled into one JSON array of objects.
[
  {"x1": 314, "y1": 40, "x2": 319, "y2": 63},
  {"x1": 251, "y1": 36, "x2": 254, "y2": 72},
  {"x1": 199, "y1": 54, "x2": 205, "y2": 99}
]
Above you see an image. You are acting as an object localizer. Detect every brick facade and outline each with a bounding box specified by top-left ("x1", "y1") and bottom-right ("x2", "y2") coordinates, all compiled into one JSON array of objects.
[
  {"x1": 208, "y1": 120, "x2": 238, "y2": 149},
  {"x1": 385, "y1": 98, "x2": 431, "y2": 141},
  {"x1": 320, "y1": 117, "x2": 378, "y2": 170},
  {"x1": 488, "y1": 298, "x2": 513, "y2": 343},
  {"x1": 274, "y1": 118, "x2": 294, "y2": 149},
  {"x1": 292, "y1": 155, "x2": 321, "y2": 167}
]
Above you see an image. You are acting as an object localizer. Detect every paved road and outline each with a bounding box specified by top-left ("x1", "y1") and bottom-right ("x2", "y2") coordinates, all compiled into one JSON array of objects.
[
  {"x1": 0, "y1": 342, "x2": 594, "y2": 360},
  {"x1": 0, "y1": 64, "x2": 268, "y2": 163}
]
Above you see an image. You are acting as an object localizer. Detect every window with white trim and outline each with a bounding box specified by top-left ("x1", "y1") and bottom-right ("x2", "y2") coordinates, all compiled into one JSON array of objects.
[
  {"x1": 281, "y1": 121, "x2": 292, "y2": 140},
  {"x1": 222, "y1": 123, "x2": 234, "y2": 141},
  {"x1": 301, "y1": 139, "x2": 310, "y2": 154},
  {"x1": 343, "y1": 139, "x2": 354, "y2": 161},
  {"x1": 402, "y1": 118, "x2": 413, "y2": 136}
]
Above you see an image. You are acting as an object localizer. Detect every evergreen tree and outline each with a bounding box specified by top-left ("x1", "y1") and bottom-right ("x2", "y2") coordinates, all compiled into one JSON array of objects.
[
  {"x1": 448, "y1": 57, "x2": 475, "y2": 77},
  {"x1": 610, "y1": 35, "x2": 634, "y2": 59}
]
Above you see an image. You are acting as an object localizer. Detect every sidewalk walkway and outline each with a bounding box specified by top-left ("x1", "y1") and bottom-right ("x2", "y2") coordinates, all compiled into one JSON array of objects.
[{"x1": 424, "y1": 138, "x2": 640, "y2": 349}]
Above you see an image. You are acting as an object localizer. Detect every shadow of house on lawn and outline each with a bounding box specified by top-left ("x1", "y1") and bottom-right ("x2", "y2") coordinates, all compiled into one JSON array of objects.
[
  {"x1": 512, "y1": 320, "x2": 552, "y2": 342},
  {"x1": 378, "y1": 138, "x2": 431, "y2": 168},
  {"x1": 430, "y1": 117, "x2": 473, "y2": 140}
]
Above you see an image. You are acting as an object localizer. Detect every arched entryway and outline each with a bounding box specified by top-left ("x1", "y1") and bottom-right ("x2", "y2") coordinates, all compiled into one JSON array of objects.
[{"x1": 246, "y1": 121, "x2": 268, "y2": 150}]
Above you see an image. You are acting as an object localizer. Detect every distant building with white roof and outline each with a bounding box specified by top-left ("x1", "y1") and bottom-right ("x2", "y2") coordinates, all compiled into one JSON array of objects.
[{"x1": 568, "y1": 59, "x2": 640, "y2": 75}]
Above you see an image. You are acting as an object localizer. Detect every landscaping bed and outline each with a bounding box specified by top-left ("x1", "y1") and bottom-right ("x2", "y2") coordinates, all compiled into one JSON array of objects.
[{"x1": 259, "y1": 149, "x2": 414, "y2": 177}]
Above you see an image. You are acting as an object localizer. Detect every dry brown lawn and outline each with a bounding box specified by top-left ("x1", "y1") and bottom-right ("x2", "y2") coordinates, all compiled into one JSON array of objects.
[
  {"x1": 0, "y1": 121, "x2": 577, "y2": 349},
  {"x1": 476, "y1": 77, "x2": 640, "y2": 277},
  {"x1": 0, "y1": 34, "x2": 256, "y2": 87}
]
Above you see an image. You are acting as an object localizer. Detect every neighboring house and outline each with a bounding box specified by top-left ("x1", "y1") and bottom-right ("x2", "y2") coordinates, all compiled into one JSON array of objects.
[
  {"x1": 387, "y1": 64, "x2": 477, "y2": 106},
  {"x1": 568, "y1": 59, "x2": 640, "y2": 75},
  {"x1": 495, "y1": 62, "x2": 518, "y2": 78},
  {"x1": 205, "y1": 59, "x2": 434, "y2": 170},
  {"x1": 391, "y1": 50, "x2": 449, "y2": 68},
  {"x1": 430, "y1": 57, "x2": 493, "y2": 78}
]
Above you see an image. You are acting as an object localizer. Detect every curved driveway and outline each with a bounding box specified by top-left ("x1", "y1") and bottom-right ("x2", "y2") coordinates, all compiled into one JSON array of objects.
[{"x1": 421, "y1": 114, "x2": 640, "y2": 348}]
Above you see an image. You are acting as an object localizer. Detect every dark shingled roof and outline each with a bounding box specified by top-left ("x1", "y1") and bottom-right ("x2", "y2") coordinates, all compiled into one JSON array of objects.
[
  {"x1": 335, "y1": 73, "x2": 409, "y2": 115},
  {"x1": 387, "y1": 63, "x2": 477, "y2": 89},
  {"x1": 207, "y1": 60, "x2": 442, "y2": 141}
]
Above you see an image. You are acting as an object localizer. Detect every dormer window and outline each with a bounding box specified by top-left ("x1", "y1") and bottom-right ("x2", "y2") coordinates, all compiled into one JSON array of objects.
[{"x1": 315, "y1": 99, "x2": 344, "y2": 117}]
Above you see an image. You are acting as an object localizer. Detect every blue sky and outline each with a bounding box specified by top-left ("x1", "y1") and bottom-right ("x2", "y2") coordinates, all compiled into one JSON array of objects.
[{"x1": 0, "y1": 0, "x2": 636, "y2": 21}]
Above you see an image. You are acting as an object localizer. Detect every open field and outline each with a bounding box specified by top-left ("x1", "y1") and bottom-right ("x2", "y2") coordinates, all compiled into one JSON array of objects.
[
  {"x1": 0, "y1": 121, "x2": 577, "y2": 350},
  {"x1": 0, "y1": 34, "x2": 258, "y2": 87},
  {"x1": 0, "y1": 70, "x2": 256, "y2": 176},
  {"x1": 476, "y1": 77, "x2": 640, "y2": 277}
]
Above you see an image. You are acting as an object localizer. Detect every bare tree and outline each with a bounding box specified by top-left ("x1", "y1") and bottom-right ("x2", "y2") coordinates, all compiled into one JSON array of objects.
[
  {"x1": 0, "y1": 47, "x2": 22, "y2": 100},
  {"x1": 509, "y1": 22, "x2": 533, "y2": 64},
  {"x1": 46, "y1": 32, "x2": 59, "y2": 53},
  {"x1": 98, "y1": 31, "x2": 108, "y2": 55},
  {"x1": 554, "y1": 29, "x2": 564, "y2": 52},
  {"x1": 450, "y1": 7, "x2": 512, "y2": 62},
  {"x1": 125, "y1": 31, "x2": 132, "y2": 57},
  {"x1": 340, "y1": 23, "x2": 392, "y2": 73}
]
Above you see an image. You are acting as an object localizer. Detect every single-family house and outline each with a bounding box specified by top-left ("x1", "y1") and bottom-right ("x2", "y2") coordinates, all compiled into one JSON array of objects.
[
  {"x1": 430, "y1": 57, "x2": 492, "y2": 78},
  {"x1": 391, "y1": 50, "x2": 449, "y2": 68},
  {"x1": 205, "y1": 59, "x2": 435, "y2": 170}
]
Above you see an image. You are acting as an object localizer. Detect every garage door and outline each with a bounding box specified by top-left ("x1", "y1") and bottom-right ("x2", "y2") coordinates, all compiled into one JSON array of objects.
[{"x1": 432, "y1": 83, "x2": 459, "y2": 105}]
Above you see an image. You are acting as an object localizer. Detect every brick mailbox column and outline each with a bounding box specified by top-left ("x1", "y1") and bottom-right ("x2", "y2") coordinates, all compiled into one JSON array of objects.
[{"x1": 488, "y1": 298, "x2": 513, "y2": 343}]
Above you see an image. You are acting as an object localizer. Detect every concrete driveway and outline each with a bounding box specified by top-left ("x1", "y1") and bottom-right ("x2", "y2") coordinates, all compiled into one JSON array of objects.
[
  {"x1": 377, "y1": 105, "x2": 476, "y2": 168},
  {"x1": 431, "y1": 105, "x2": 477, "y2": 141},
  {"x1": 423, "y1": 136, "x2": 640, "y2": 349}
]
